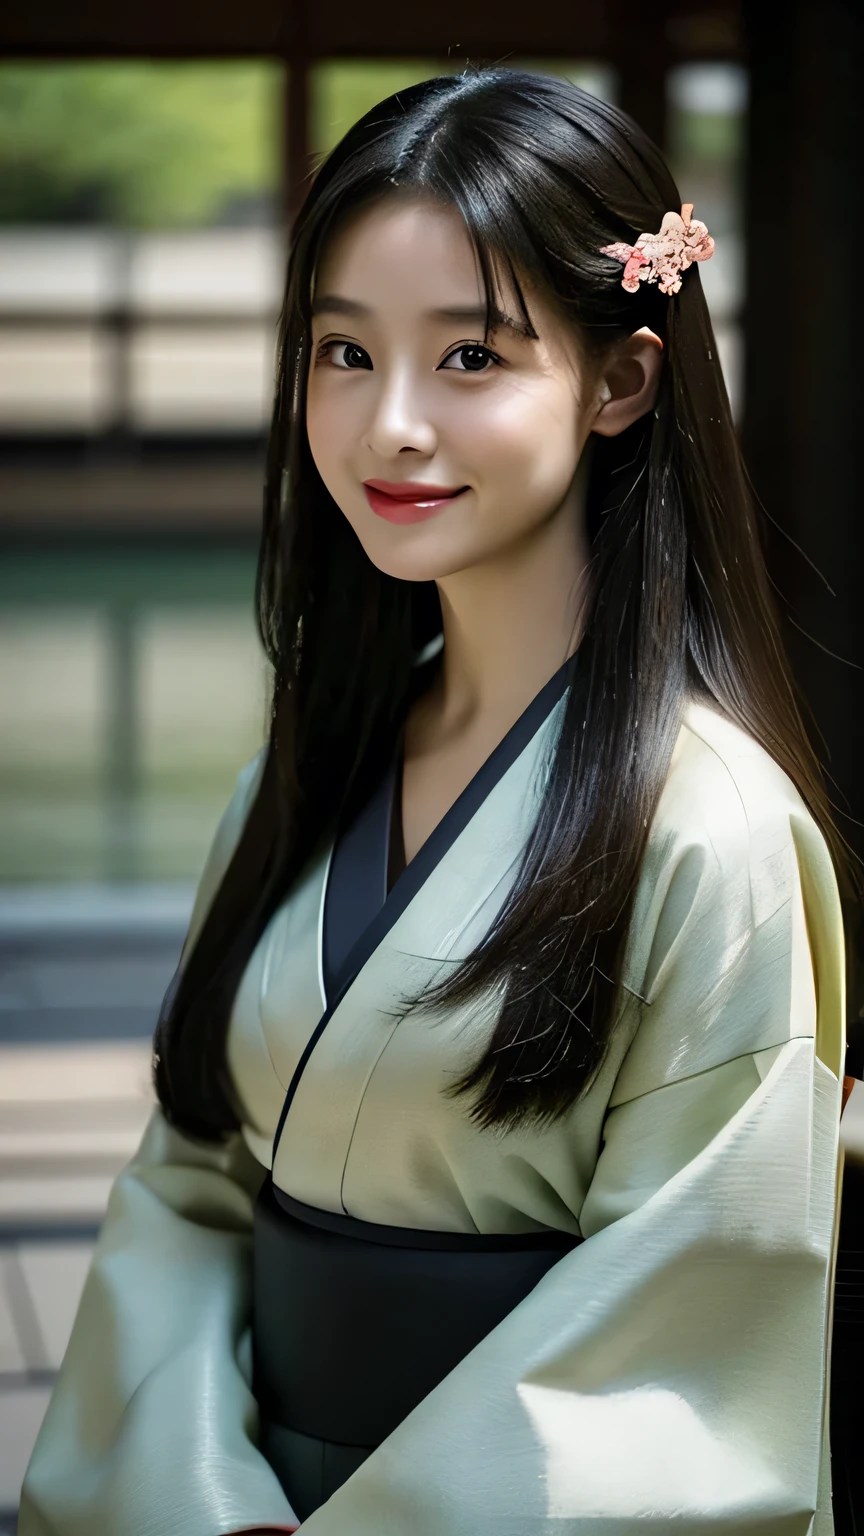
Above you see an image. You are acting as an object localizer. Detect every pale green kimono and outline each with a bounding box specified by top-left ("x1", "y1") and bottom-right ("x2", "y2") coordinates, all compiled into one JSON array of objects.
[{"x1": 19, "y1": 693, "x2": 846, "y2": 1536}]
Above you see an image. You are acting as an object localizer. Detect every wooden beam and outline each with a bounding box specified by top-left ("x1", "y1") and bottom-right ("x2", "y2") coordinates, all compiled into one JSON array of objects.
[
  {"x1": 0, "y1": 0, "x2": 283, "y2": 54},
  {"x1": 0, "y1": 0, "x2": 608, "y2": 58},
  {"x1": 0, "y1": 0, "x2": 742, "y2": 74}
]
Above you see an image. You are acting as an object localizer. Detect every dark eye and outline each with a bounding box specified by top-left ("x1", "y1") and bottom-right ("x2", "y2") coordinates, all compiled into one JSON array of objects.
[
  {"x1": 440, "y1": 344, "x2": 499, "y2": 373},
  {"x1": 322, "y1": 341, "x2": 372, "y2": 370}
]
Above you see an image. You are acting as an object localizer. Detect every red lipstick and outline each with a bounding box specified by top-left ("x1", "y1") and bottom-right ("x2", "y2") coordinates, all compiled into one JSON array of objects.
[{"x1": 362, "y1": 479, "x2": 469, "y2": 525}]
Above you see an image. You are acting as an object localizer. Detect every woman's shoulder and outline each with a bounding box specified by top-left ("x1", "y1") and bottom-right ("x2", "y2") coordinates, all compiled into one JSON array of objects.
[
  {"x1": 643, "y1": 695, "x2": 837, "y2": 907},
  {"x1": 201, "y1": 743, "x2": 269, "y2": 879},
  {"x1": 232, "y1": 743, "x2": 269, "y2": 810},
  {"x1": 211, "y1": 745, "x2": 269, "y2": 856},
  {"x1": 181, "y1": 745, "x2": 269, "y2": 963},
  {"x1": 612, "y1": 695, "x2": 845, "y2": 1096},
  {"x1": 662, "y1": 696, "x2": 815, "y2": 848},
  {"x1": 642, "y1": 694, "x2": 841, "y2": 957}
]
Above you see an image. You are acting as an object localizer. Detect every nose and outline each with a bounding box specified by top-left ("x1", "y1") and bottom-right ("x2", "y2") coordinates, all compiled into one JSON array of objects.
[{"x1": 364, "y1": 365, "x2": 438, "y2": 460}]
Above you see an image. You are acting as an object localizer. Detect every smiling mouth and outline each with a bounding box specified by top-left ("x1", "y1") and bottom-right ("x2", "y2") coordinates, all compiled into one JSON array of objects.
[{"x1": 362, "y1": 484, "x2": 470, "y2": 524}]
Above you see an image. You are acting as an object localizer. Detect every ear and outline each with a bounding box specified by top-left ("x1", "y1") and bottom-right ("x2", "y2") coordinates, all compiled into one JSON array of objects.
[{"x1": 591, "y1": 326, "x2": 664, "y2": 438}]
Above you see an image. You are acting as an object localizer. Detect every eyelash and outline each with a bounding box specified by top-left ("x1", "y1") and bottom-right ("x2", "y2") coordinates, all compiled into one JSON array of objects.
[{"x1": 315, "y1": 340, "x2": 503, "y2": 373}]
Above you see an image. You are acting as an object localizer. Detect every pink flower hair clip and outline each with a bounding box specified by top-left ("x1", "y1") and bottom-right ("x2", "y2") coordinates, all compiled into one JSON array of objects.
[{"x1": 600, "y1": 203, "x2": 715, "y2": 296}]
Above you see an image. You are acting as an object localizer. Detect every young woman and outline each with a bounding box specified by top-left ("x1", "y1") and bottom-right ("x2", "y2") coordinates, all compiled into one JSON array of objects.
[{"x1": 20, "y1": 67, "x2": 859, "y2": 1536}]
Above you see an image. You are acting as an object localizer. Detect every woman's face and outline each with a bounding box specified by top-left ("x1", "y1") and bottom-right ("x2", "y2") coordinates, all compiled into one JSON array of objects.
[{"x1": 305, "y1": 193, "x2": 606, "y2": 584}]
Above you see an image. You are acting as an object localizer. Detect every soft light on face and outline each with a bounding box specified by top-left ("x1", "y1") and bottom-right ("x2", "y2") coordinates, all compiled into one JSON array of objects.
[{"x1": 305, "y1": 193, "x2": 602, "y2": 584}]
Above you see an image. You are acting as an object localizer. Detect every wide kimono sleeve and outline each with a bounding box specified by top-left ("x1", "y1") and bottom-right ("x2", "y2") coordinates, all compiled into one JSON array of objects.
[
  {"x1": 299, "y1": 783, "x2": 847, "y2": 1535},
  {"x1": 18, "y1": 750, "x2": 301, "y2": 1536}
]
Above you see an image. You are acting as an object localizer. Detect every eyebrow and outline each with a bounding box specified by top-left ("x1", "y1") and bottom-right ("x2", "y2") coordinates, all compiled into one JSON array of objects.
[{"x1": 311, "y1": 294, "x2": 535, "y2": 338}]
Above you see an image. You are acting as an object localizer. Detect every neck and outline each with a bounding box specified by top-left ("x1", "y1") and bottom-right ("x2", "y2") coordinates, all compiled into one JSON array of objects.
[{"x1": 432, "y1": 488, "x2": 592, "y2": 738}]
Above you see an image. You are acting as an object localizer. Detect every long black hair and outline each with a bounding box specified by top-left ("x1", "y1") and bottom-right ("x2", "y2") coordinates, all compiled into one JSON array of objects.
[{"x1": 154, "y1": 66, "x2": 864, "y2": 1141}]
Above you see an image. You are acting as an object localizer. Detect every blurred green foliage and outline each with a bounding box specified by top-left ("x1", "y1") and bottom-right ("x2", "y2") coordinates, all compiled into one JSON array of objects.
[
  {"x1": 670, "y1": 110, "x2": 745, "y2": 166},
  {"x1": 0, "y1": 58, "x2": 622, "y2": 225},
  {"x1": 0, "y1": 62, "x2": 282, "y2": 227}
]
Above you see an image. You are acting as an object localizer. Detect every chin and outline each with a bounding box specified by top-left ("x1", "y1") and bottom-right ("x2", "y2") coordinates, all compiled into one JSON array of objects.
[{"x1": 353, "y1": 520, "x2": 486, "y2": 584}]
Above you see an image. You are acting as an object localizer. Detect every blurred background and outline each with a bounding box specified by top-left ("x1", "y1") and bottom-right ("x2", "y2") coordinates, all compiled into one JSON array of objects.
[{"x1": 0, "y1": 0, "x2": 861, "y2": 1526}]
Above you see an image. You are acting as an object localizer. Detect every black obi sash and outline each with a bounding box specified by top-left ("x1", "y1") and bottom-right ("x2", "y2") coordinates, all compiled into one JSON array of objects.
[
  {"x1": 251, "y1": 648, "x2": 582, "y2": 1514},
  {"x1": 253, "y1": 1180, "x2": 579, "y2": 1456}
]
